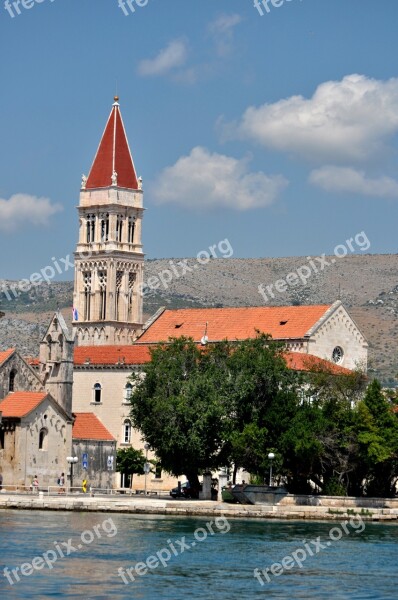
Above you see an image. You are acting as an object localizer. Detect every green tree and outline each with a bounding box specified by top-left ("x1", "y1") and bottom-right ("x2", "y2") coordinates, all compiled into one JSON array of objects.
[
  {"x1": 355, "y1": 379, "x2": 398, "y2": 496},
  {"x1": 116, "y1": 447, "x2": 146, "y2": 487},
  {"x1": 129, "y1": 338, "x2": 230, "y2": 487}
]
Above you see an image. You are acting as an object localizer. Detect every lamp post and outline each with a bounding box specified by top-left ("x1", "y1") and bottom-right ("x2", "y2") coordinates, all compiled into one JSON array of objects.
[
  {"x1": 66, "y1": 456, "x2": 78, "y2": 493},
  {"x1": 144, "y1": 443, "x2": 150, "y2": 496},
  {"x1": 268, "y1": 452, "x2": 275, "y2": 487}
]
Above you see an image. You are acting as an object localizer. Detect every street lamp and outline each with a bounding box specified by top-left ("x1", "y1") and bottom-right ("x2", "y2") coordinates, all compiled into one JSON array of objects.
[
  {"x1": 144, "y1": 443, "x2": 150, "y2": 496},
  {"x1": 66, "y1": 456, "x2": 78, "y2": 493},
  {"x1": 268, "y1": 452, "x2": 275, "y2": 487}
]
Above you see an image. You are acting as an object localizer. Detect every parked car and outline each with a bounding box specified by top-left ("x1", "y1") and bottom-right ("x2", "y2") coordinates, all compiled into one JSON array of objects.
[{"x1": 170, "y1": 481, "x2": 201, "y2": 499}]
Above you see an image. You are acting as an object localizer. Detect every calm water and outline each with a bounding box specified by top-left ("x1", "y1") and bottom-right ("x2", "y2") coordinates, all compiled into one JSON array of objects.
[{"x1": 0, "y1": 510, "x2": 397, "y2": 599}]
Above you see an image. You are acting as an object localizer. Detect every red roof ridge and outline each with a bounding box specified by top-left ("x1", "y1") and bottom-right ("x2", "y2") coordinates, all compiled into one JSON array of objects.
[
  {"x1": 138, "y1": 305, "x2": 335, "y2": 344},
  {"x1": 74, "y1": 345, "x2": 151, "y2": 366},
  {"x1": 85, "y1": 98, "x2": 139, "y2": 190}
]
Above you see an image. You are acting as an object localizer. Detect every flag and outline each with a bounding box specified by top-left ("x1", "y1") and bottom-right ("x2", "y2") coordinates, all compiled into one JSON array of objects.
[{"x1": 72, "y1": 308, "x2": 78, "y2": 321}]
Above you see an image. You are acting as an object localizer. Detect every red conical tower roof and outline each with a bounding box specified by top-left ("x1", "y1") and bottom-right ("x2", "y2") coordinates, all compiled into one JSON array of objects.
[{"x1": 86, "y1": 97, "x2": 139, "y2": 190}]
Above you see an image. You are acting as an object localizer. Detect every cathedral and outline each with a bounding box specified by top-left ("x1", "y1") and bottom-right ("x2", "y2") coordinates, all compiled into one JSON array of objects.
[{"x1": 0, "y1": 97, "x2": 369, "y2": 492}]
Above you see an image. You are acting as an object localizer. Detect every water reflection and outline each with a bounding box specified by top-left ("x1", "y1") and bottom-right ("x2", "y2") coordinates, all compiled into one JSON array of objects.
[{"x1": 0, "y1": 511, "x2": 397, "y2": 599}]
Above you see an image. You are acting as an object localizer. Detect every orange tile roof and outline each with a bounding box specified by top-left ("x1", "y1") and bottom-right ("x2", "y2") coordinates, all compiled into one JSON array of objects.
[
  {"x1": 284, "y1": 352, "x2": 352, "y2": 375},
  {"x1": 25, "y1": 357, "x2": 40, "y2": 367},
  {"x1": 0, "y1": 392, "x2": 48, "y2": 418},
  {"x1": 73, "y1": 413, "x2": 115, "y2": 441},
  {"x1": 74, "y1": 345, "x2": 151, "y2": 366},
  {"x1": 138, "y1": 305, "x2": 333, "y2": 344},
  {"x1": 0, "y1": 349, "x2": 15, "y2": 366}
]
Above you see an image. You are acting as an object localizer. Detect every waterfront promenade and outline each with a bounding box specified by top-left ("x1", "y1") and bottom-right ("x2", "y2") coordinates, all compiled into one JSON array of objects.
[{"x1": 1, "y1": 492, "x2": 398, "y2": 522}]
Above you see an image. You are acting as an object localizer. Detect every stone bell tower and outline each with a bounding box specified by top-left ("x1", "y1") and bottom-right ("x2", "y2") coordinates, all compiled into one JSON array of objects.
[
  {"x1": 39, "y1": 312, "x2": 74, "y2": 417},
  {"x1": 73, "y1": 97, "x2": 145, "y2": 346}
]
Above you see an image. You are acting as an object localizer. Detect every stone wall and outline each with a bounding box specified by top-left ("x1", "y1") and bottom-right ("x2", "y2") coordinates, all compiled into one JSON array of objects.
[{"x1": 72, "y1": 439, "x2": 116, "y2": 490}]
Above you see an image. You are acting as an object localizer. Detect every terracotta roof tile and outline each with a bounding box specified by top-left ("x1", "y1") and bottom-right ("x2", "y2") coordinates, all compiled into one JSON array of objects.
[
  {"x1": 283, "y1": 352, "x2": 352, "y2": 375},
  {"x1": 0, "y1": 349, "x2": 15, "y2": 366},
  {"x1": 73, "y1": 413, "x2": 115, "y2": 441},
  {"x1": 25, "y1": 357, "x2": 40, "y2": 367},
  {"x1": 138, "y1": 306, "x2": 333, "y2": 344},
  {"x1": 0, "y1": 392, "x2": 48, "y2": 418},
  {"x1": 74, "y1": 345, "x2": 151, "y2": 366}
]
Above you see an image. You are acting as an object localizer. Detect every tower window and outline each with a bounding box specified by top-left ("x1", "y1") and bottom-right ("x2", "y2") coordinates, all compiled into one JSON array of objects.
[
  {"x1": 93, "y1": 383, "x2": 102, "y2": 404},
  {"x1": 100, "y1": 213, "x2": 109, "y2": 242},
  {"x1": 115, "y1": 271, "x2": 123, "y2": 320},
  {"x1": 9, "y1": 370, "x2": 16, "y2": 392},
  {"x1": 83, "y1": 272, "x2": 92, "y2": 321},
  {"x1": 98, "y1": 271, "x2": 107, "y2": 321},
  {"x1": 128, "y1": 216, "x2": 136, "y2": 244},
  {"x1": 116, "y1": 215, "x2": 124, "y2": 243},
  {"x1": 39, "y1": 428, "x2": 48, "y2": 451},
  {"x1": 128, "y1": 273, "x2": 136, "y2": 321},
  {"x1": 86, "y1": 214, "x2": 96, "y2": 243},
  {"x1": 155, "y1": 463, "x2": 162, "y2": 480},
  {"x1": 0, "y1": 429, "x2": 5, "y2": 450}
]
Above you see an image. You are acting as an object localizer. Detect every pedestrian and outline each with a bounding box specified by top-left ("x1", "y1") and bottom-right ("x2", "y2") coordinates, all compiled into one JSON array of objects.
[
  {"x1": 32, "y1": 475, "x2": 39, "y2": 493},
  {"x1": 58, "y1": 472, "x2": 65, "y2": 494}
]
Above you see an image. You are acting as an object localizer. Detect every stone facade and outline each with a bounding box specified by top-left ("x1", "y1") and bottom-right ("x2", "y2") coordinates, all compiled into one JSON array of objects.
[
  {"x1": 0, "y1": 350, "x2": 42, "y2": 401},
  {"x1": 0, "y1": 394, "x2": 73, "y2": 489},
  {"x1": 72, "y1": 367, "x2": 177, "y2": 491},
  {"x1": 39, "y1": 313, "x2": 74, "y2": 417},
  {"x1": 305, "y1": 302, "x2": 368, "y2": 371},
  {"x1": 72, "y1": 439, "x2": 116, "y2": 490}
]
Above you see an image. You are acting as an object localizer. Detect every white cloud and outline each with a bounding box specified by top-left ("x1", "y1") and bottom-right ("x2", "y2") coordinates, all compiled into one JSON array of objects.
[
  {"x1": 227, "y1": 74, "x2": 398, "y2": 163},
  {"x1": 207, "y1": 13, "x2": 242, "y2": 56},
  {"x1": 151, "y1": 146, "x2": 288, "y2": 211},
  {"x1": 137, "y1": 39, "x2": 188, "y2": 77},
  {"x1": 309, "y1": 166, "x2": 398, "y2": 198},
  {"x1": 0, "y1": 194, "x2": 63, "y2": 232}
]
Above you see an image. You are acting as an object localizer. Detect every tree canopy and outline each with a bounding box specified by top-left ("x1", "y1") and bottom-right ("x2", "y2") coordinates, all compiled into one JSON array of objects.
[{"x1": 129, "y1": 335, "x2": 398, "y2": 497}]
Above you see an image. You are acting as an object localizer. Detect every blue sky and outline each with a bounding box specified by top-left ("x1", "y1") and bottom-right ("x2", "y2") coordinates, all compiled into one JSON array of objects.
[{"x1": 1, "y1": 0, "x2": 398, "y2": 279}]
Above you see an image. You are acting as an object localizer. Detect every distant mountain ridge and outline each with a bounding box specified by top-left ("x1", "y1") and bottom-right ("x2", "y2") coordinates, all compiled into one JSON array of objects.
[{"x1": 1, "y1": 253, "x2": 397, "y2": 383}]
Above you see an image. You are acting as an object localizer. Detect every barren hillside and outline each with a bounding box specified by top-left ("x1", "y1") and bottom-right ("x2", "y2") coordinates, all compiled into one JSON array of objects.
[{"x1": 1, "y1": 253, "x2": 397, "y2": 384}]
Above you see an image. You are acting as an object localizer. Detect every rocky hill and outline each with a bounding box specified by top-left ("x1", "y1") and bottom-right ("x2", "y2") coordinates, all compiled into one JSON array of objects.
[{"x1": 1, "y1": 253, "x2": 397, "y2": 384}]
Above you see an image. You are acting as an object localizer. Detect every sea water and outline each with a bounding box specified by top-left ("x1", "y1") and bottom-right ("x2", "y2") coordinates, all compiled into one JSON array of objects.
[{"x1": 0, "y1": 510, "x2": 397, "y2": 599}]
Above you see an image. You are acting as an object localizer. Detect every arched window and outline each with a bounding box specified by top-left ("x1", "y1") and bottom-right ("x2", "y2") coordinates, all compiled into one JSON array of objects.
[
  {"x1": 100, "y1": 213, "x2": 109, "y2": 242},
  {"x1": 124, "y1": 383, "x2": 133, "y2": 402},
  {"x1": 116, "y1": 215, "x2": 124, "y2": 243},
  {"x1": 9, "y1": 370, "x2": 16, "y2": 392},
  {"x1": 39, "y1": 428, "x2": 48, "y2": 451},
  {"x1": 127, "y1": 273, "x2": 136, "y2": 321},
  {"x1": 123, "y1": 420, "x2": 131, "y2": 444},
  {"x1": 83, "y1": 272, "x2": 92, "y2": 321},
  {"x1": 86, "y1": 214, "x2": 96, "y2": 243},
  {"x1": 128, "y1": 216, "x2": 136, "y2": 244},
  {"x1": 98, "y1": 271, "x2": 107, "y2": 321},
  {"x1": 93, "y1": 383, "x2": 102, "y2": 404}
]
